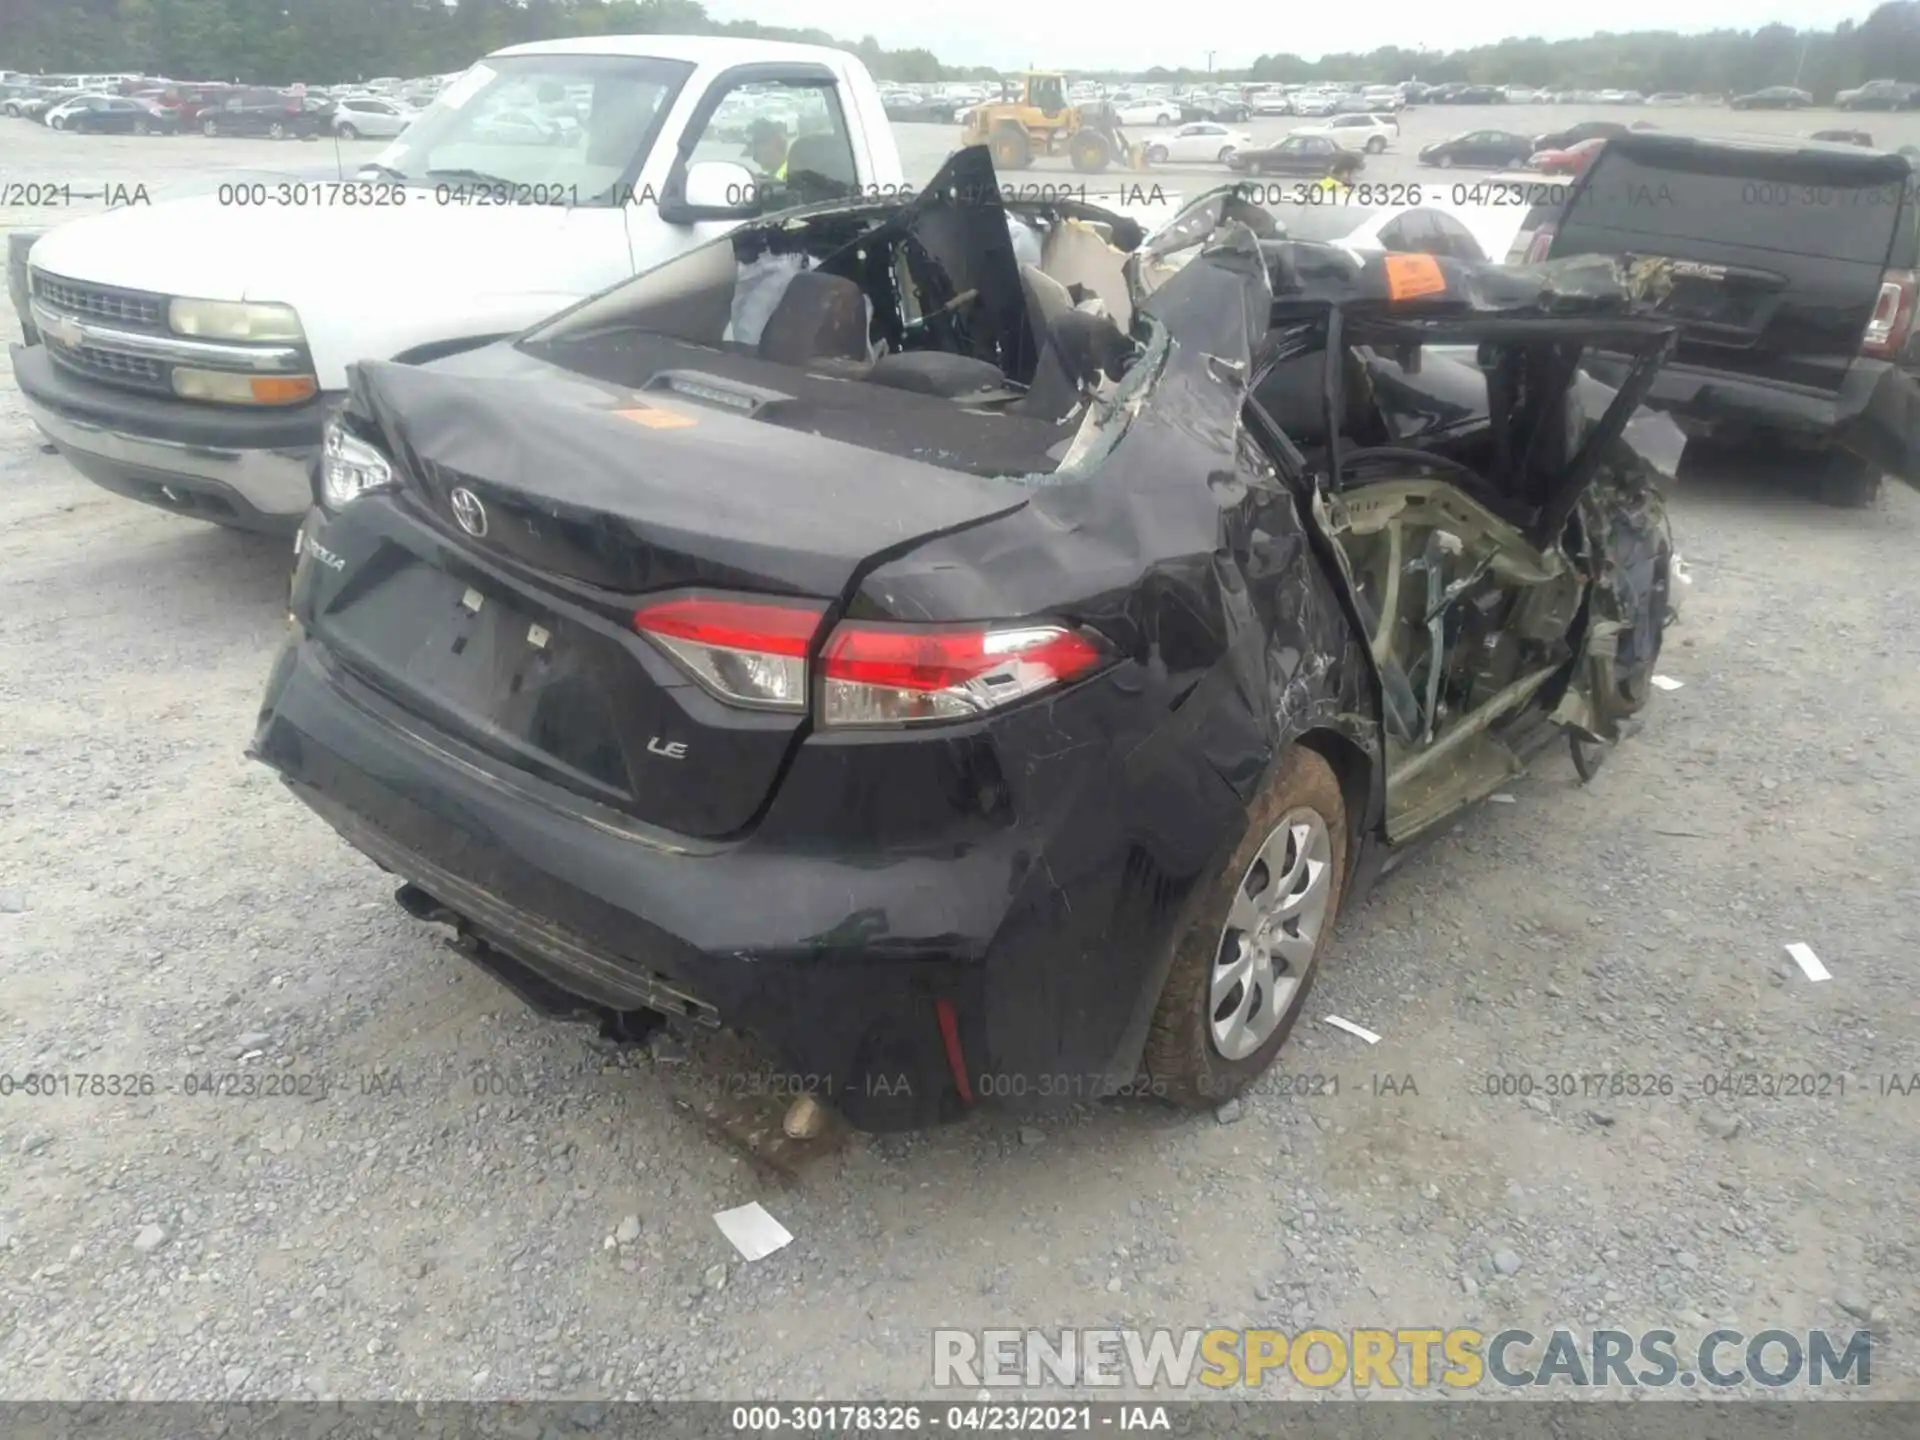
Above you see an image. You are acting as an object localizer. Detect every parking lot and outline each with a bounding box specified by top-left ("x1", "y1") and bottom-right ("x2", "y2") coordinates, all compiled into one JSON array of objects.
[{"x1": 3, "y1": 102, "x2": 1920, "y2": 1403}]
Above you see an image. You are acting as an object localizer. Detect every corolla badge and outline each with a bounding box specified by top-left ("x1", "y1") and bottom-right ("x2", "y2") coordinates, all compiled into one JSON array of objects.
[{"x1": 449, "y1": 486, "x2": 488, "y2": 538}]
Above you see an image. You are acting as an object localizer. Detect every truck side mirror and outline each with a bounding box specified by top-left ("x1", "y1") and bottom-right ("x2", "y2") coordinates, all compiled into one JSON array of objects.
[{"x1": 659, "y1": 159, "x2": 763, "y2": 225}]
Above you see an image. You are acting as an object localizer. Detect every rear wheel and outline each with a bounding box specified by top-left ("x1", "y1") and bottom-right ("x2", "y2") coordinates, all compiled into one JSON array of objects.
[
  {"x1": 1365, "y1": 136, "x2": 1386, "y2": 153},
  {"x1": 267, "y1": 120, "x2": 287, "y2": 139},
  {"x1": 133, "y1": 117, "x2": 151, "y2": 135},
  {"x1": 202, "y1": 116, "x2": 219, "y2": 136},
  {"x1": 988, "y1": 121, "x2": 1031, "y2": 171},
  {"x1": 1143, "y1": 746, "x2": 1348, "y2": 1108},
  {"x1": 338, "y1": 121, "x2": 359, "y2": 140},
  {"x1": 1145, "y1": 143, "x2": 1169, "y2": 164},
  {"x1": 1217, "y1": 145, "x2": 1236, "y2": 164},
  {"x1": 1814, "y1": 451, "x2": 1883, "y2": 508}
]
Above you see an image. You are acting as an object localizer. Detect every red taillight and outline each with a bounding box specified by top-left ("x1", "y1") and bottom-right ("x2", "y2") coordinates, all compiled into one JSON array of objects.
[
  {"x1": 1862, "y1": 269, "x2": 1917, "y2": 358},
  {"x1": 1525, "y1": 225, "x2": 1556, "y2": 265},
  {"x1": 630, "y1": 594, "x2": 1107, "y2": 725},
  {"x1": 631, "y1": 595, "x2": 825, "y2": 712},
  {"x1": 820, "y1": 622, "x2": 1105, "y2": 727}
]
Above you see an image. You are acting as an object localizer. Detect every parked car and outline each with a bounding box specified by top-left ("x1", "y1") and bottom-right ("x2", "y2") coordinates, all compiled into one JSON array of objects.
[
  {"x1": 199, "y1": 88, "x2": 329, "y2": 138},
  {"x1": 1809, "y1": 127, "x2": 1875, "y2": 147},
  {"x1": 1114, "y1": 98, "x2": 1180, "y2": 127},
  {"x1": 1532, "y1": 120, "x2": 1629, "y2": 152},
  {"x1": 1835, "y1": 79, "x2": 1920, "y2": 110},
  {"x1": 1290, "y1": 91, "x2": 1339, "y2": 117},
  {"x1": 1290, "y1": 114, "x2": 1397, "y2": 154},
  {"x1": 1194, "y1": 97, "x2": 1251, "y2": 122},
  {"x1": 1544, "y1": 131, "x2": 1920, "y2": 506},
  {"x1": 331, "y1": 95, "x2": 418, "y2": 140},
  {"x1": 1729, "y1": 86, "x2": 1812, "y2": 110},
  {"x1": 881, "y1": 92, "x2": 958, "y2": 123},
  {"x1": 21, "y1": 88, "x2": 82, "y2": 122},
  {"x1": 1267, "y1": 200, "x2": 1489, "y2": 261},
  {"x1": 1447, "y1": 85, "x2": 1508, "y2": 104},
  {"x1": 149, "y1": 82, "x2": 237, "y2": 125},
  {"x1": 1140, "y1": 121, "x2": 1254, "y2": 166},
  {"x1": 45, "y1": 94, "x2": 176, "y2": 135},
  {"x1": 1530, "y1": 136, "x2": 1608, "y2": 176},
  {"x1": 7, "y1": 37, "x2": 911, "y2": 534},
  {"x1": 247, "y1": 159, "x2": 1685, "y2": 1131},
  {"x1": 1418, "y1": 129, "x2": 1536, "y2": 169},
  {"x1": 1248, "y1": 91, "x2": 1294, "y2": 116},
  {"x1": 1226, "y1": 134, "x2": 1365, "y2": 180}
]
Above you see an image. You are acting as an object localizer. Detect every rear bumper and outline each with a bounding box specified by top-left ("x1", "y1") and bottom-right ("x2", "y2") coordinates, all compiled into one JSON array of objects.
[
  {"x1": 12, "y1": 341, "x2": 336, "y2": 532},
  {"x1": 250, "y1": 625, "x2": 1234, "y2": 1131},
  {"x1": 1584, "y1": 353, "x2": 1920, "y2": 482}
]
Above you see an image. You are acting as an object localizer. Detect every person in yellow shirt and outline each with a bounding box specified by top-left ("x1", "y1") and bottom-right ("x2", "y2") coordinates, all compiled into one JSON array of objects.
[{"x1": 745, "y1": 119, "x2": 789, "y2": 182}]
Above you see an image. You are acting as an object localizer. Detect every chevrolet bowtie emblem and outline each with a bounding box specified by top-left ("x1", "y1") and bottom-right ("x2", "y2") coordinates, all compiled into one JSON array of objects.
[{"x1": 45, "y1": 313, "x2": 83, "y2": 349}]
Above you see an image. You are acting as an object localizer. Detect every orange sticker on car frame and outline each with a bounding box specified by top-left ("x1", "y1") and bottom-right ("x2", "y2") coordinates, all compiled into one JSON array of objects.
[
  {"x1": 1383, "y1": 253, "x2": 1447, "y2": 301},
  {"x1": 614, "y1": 405, "x2": 698, "y2": 429}
]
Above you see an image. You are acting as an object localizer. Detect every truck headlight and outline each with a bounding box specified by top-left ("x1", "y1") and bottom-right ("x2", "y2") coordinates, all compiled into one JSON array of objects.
[
  {"x1": 320, "y1": 415, "x2": 395, "y2": 509},
  {"x1": 168, "y1": 297, "x2": 305, "y2": 341}
]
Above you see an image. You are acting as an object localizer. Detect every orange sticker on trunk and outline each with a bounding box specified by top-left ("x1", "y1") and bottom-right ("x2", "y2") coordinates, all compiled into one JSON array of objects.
[
  {"x1": 614, "y1": 406, "x2": 697, "y2": 429},
  {"x1": 1383, "y1": 253, "x2": 1447, "y2": 301}
]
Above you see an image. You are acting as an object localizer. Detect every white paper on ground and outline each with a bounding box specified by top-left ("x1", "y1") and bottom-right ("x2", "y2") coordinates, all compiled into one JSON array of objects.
[
  {"x1": 1651, "y1": 675, "x2": 1685, "y2": 691},
  {"x1": 1784, "y1": 942, "x2": 1832, "y2": 983},
  {"x1": 713, "y1": 1202, "x2": 794, "y2": 1261},
  {"x1": 1488, "y1": 793, "x2": 1516, "y2": 804},
  {"x1": 1324, "y1": 1015, "x2": 1381, "y2": 1045}
]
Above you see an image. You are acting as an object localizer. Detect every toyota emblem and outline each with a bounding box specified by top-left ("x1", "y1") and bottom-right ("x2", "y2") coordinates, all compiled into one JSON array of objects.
[{"x1": 449, "y1": 486, "x2": 488, "y2": 538}]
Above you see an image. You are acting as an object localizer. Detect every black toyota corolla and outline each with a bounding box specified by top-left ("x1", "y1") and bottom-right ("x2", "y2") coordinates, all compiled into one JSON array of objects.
[{"x1": 252, "y1": 148, "x2": 1686, "y2": 1130}]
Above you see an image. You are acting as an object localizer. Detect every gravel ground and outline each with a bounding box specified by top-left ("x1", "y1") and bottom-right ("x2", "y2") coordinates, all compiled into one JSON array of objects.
[{"x1": 2, "y1": 109, "x2": 1919, "y2": 1404}]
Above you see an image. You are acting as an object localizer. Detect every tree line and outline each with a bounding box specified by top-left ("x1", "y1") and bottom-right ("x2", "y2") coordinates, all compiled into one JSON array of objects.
[{"x1": 7, "y1": 0, "x2": 1919, "y2": 97}]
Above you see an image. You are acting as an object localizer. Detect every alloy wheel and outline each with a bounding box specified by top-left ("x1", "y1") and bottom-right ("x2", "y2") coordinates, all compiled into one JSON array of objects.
[{"x1": 1208, "y1": 807, "x2": 1334, "y2": 1060}]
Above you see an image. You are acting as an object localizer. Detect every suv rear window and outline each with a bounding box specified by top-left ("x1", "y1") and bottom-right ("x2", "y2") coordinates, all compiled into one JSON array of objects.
[{"x1": 1559, "y1": 143, "x2": 1911, "y2": 267}]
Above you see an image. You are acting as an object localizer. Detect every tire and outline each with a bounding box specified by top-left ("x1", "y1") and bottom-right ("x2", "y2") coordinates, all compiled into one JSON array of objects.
[
  {"x1": 202, "y1": 117, "x2": 219, "y2": 135},
  {"x1": 1437, "y1": 153, "x2": 1454, "y2": 168},
  {"x1": 1143, "y1": 745, "x2": 1349, "y2": 1108},
  {"x1": 1365, "y1": 136, "x2": 1386, "y2": 153},
  {"x1": 988, "y1": 121, "x2": 1031, "y2": 171},
  {"x1": 338, "y1": 121, "x2": 359, "y2": 140},
  {"x1": 133, "y1": 118, "x2": 150, "y2": 135},
  {"x1": 1145, "y1": 144, "x2": 1169, "y2": 164},
  {"x1": 1613, "y1": 543, "x2": 1672, "y2": 716},
  {"x1": 267, "y1": 120, "x2": 286, "y2": 139},
  {"x1": 1157, "y1": 111, "x2": 1174, "y2": 126},
  {"x1": 1069, "y1": 130, "x2": 1112, "y2": 173},
  {"x1": 1814, "y1": 451, "x2": 1883, "y2": 508},
  {"x1": 48, "y1": 116, "x2": 62, "y2": 131},
  {"x1": 1217, "y1": 145, "x2": 1236, "y2": 164}
]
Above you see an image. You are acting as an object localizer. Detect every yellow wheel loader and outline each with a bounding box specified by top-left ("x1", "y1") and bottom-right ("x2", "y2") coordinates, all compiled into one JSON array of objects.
[{"x1": 957, "y1": 72, "x2": 1146, "y2": 174}]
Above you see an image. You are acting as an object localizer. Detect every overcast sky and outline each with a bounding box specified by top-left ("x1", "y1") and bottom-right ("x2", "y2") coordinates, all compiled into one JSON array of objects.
[{"x1": 697, "y1": 0, "x2": 1855, "y2": 72}]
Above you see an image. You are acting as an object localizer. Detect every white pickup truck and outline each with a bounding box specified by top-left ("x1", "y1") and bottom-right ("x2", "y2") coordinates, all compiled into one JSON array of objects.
[{"x1": 8, "y1": 35, "x2": 908, "y2": 532}]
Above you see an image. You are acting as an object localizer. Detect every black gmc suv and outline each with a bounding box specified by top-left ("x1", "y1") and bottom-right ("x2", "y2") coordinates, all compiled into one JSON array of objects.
[{"x1": 1539, "y1": 131, "x2": 1920, "y2": 505}]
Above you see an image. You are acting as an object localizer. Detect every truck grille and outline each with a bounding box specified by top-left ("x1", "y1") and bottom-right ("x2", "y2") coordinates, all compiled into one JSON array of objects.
[
  {"x1": 53, "y1": 344, "x2": 171, "y2": 394},
  {"x1": 31, "y1": 270, "x2": 167, "y2": 331}
]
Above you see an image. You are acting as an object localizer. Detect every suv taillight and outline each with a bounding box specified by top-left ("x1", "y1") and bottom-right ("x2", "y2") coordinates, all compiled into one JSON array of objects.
[
  {"x1": 1525, "y1": 225, "x2": 1556, "y2": 265},
  {"x1": 1862, "y1": 270, "x2": 1917, "y2": 358},
  {"x1": 630, "y1": 595, "x2": 1108, "y2": 727}
]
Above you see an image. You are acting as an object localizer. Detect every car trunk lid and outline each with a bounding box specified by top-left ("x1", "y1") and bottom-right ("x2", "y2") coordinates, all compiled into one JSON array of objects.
[
  {"x1": 313, "y1": 351, "x2": 1030, "y2": 838},
  {"x1": 1546, "y1": 133, "x2": 1915, "y2": 392}
]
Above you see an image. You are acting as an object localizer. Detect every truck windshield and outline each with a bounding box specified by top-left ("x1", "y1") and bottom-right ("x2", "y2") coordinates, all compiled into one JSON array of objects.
[{"x1": 369, "y1": 53, "x2": 694, "y2": 204}]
